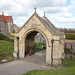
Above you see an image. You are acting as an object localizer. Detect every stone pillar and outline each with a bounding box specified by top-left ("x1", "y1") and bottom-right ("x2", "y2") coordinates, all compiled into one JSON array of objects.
[
  {"x1": 46, "y1": 46, "x2": 51, "y2": 65},
  {"x1": 19, "y1": 38, "x2": 25, "y2": 58},
  {"x1": 62, "y1": 39, "x2": 65, "y2": 59},
  {"x1": 53, "y1": 41, "x2": 62, "y2": 65},
  {"x1": 52, "y1": 38, "x2": 65, "y2": 66},
  {"x1": 13, "y1": 37, "x2": 19, "y2": 59}
]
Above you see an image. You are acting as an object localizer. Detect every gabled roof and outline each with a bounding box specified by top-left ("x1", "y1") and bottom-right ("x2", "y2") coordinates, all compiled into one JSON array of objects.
[
  {"x1": 0, "y1": 15, "x2": 12, "y2": 21},
  {"x1": 19, "y1": 11, "x2": 59, "y2": 35}
]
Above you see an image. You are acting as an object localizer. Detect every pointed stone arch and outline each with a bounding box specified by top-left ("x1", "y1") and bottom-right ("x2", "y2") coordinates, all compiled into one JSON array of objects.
[{"x1": 22, "y1": 28, "x2": 50, "y2": 63}]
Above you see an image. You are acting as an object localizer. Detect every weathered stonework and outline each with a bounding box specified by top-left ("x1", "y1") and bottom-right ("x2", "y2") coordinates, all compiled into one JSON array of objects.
[
  {"x1": 0, "y1": 14, "x2": 13, "y2": 36},
  {"x1": 14, "y1": 11, "x2": 65, "y2": 66}
]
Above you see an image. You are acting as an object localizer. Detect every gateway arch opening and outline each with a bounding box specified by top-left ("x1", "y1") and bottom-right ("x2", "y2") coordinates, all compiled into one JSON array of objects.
[{"x1": 25, "y1": 31, "x2": 46, "y2": 57}]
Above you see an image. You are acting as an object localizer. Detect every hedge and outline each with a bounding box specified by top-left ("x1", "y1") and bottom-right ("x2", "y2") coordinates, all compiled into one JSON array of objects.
[
  {"x1": 0, "y1": 33, "x2": 7, "y2": 40},
  {"x1": 34, "y1": 40, "x2": 46, "y2": 51},
  {"x1": 0, "y1": 33, "x2": 14, "y2": 42},
  {"x1": 66, "y1": 33, "x2": 75, "y2": 40}
]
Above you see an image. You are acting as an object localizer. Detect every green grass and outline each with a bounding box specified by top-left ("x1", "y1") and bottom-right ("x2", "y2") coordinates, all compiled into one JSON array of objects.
[
  {"x1": 0, "y1": 40, "x2": 14, "y2": 62},
  {"x1": 23, "y1": 59, "x2": 75, "y2": 75},
  {"x1": 0, "y1": 56, "x2": 2, "y2": 60},
  {"x1": 23, "y1": 67, "x2": 75, "y2": 75},
  {"x1": 5, "y1": 57, "x2": 14, "y2": 61},
  {"x1": 63, "y1": 59, "x2": 75, "y2": 67},
  {"x1": 0, "y1": 40, "x2": 14, "y2": 53}
]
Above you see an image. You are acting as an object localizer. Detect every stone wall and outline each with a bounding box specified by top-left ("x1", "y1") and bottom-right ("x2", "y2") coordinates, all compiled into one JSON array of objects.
[
  {"x1": 0, "y1": 20, "x2": 8, "y2": 35},
  {"x1": 0, "y1": 19, "x2": 13, "y2": 35},
  {"x1": 65, "y1": 39, "x2": 75, "y2": 44}
]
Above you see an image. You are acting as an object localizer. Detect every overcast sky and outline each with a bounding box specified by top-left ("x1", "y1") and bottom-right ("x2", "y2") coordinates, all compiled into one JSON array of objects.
[{"x1": 0, "y1": 0, "x2": 75, "y2": 28}]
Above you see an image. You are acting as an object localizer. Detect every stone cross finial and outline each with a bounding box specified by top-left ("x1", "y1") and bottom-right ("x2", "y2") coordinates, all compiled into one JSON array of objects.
[
  {"x1": 34, "y1": 7, "x2": 37, "y2": 13},
  {"x1": 44, "y1": 12, "x2": 45, "y2": 16},
  {"x1": 2, "y1": 12, "x2": 4, "y2": 16}
]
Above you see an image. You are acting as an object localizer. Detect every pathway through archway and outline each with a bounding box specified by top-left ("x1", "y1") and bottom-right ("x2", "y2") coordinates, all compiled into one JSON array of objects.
[
  {"x1": 24, "y1": 31, "x2": 46, "y2": 65},
  {"x1": 24, "y1": 50, "x2": 46, "y2": 65}
]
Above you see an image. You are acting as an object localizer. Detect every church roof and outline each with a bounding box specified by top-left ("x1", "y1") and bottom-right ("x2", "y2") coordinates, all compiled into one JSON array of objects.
[{"x1": 0, "y1": 13, "x2": 12, "y2": 21}]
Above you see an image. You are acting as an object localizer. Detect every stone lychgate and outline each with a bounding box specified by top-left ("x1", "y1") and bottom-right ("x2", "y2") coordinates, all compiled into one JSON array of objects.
[{"x1": 14, "y1": 9, "x2": 65, "y2": 66}]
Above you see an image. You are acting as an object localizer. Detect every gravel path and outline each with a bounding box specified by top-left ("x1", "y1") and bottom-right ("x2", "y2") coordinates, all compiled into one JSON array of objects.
[{"x1": 0, "y1": 60, "x2": 55, "y2": 75}]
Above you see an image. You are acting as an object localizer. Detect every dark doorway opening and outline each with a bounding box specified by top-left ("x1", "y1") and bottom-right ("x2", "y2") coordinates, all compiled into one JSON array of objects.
[{"x1": 25, "y1": 31, "x2": 46, "y2": 57}]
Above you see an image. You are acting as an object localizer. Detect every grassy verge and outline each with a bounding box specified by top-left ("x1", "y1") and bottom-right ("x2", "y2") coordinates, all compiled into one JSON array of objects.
[
  {"x1": 5, "y1": 57, "x2": 14, "y2": 61},
  {"x1": 23, "y1": 59, "x2": 75, "y2": 75},
  {"x1": 0, "y1": 40, "x2": 14, "y2": 63},
  {"x1": 63, "y1": 59, "x2": 75, "y2": 67},
  {"x1": 0, "y1": 40, "x2": 14, "y2": 52}
]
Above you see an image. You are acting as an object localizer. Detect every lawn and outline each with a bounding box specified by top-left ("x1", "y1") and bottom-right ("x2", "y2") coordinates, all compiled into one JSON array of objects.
[
  {"x1": 0, "y1": 40, "x2": 14, "y2": 62},
  {"x1": 23, "y1": 59, "x2": 75, "y2": 75},
  {"x1": 0, "y1": 40, "x2": 14, "y2": 52}
]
